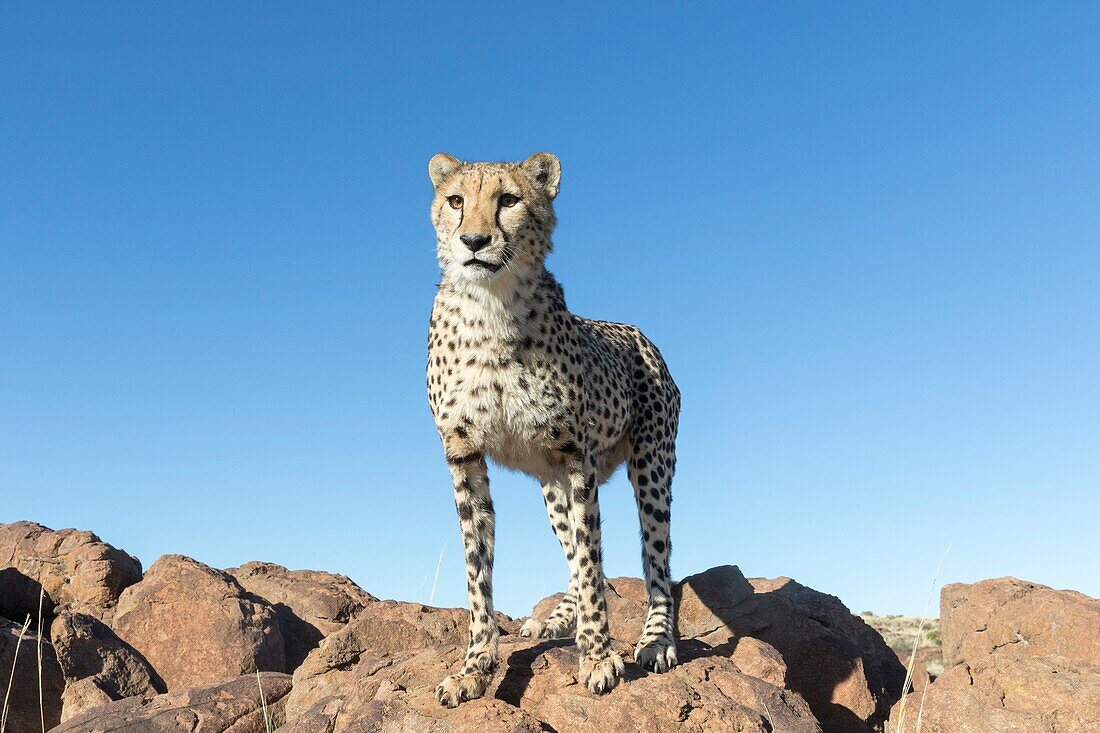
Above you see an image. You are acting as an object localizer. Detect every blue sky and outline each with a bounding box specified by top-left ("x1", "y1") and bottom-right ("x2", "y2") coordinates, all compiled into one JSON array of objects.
[{"x1": 2, "y1": 3, "x2": 1098, "y2": 618}]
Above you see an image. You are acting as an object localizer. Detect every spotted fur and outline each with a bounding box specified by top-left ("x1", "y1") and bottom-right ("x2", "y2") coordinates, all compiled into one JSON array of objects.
[{"x1": 426, "y1": 153, "x2": 680, "y2": 707}]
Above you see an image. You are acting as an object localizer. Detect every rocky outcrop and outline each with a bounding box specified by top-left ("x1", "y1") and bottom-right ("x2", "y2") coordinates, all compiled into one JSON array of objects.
[
  {"x1": 51, "y1": 672, "x2": 292, "y2": 733},
  {"x1": 111, "y1": 554, "x2": 285, "y2": 689},
  {"x1": 279, "y1": 567, "x2": 904, "y2": 732},
  {"x1": 227, "y1": 561, "x2": 376, "y2": 669},
  {"x1": 0, "y1": 618, "x2": 65, "y2": 733},
  {"x1": 50, "y1": 612, "x2": 166, "y2": 721},
  {"x1": 0, "y1": 519, "x2": 929, "y2": 732},
  {"x1": 0, "y1": 522, "x2": 141, "y2": 624},
  {"x1": 888, "y1": 577, "x2": 1100, "y2": 733}
]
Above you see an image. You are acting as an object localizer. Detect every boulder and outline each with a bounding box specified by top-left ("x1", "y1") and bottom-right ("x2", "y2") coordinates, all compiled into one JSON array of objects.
[
  {"x1": 888, "y1": 578, "x2": 1100, "y2": 733},
  {"x1": 744, "y1": 574, "x2": 906, "y2": 733},
  {"x1": 226, "y1": 561, "x2": 376, "y2": 670},
  {"x1": 585, "y1": 566, "x2": 904, "y2": 733},
  {"x1": 0, "y1": 618, "x2": 65, "y2": 733},
  {"x1": 940, "y1": 576, "x2": 1100, "y2": 667},
  {"x1": 890, "y1": 653, "x2": 1100, "y2": 733},
  {"x1": 281, "y1": 598, "x2": 821, "y2": 733},
  {"x1": 50, "y1": 612, "x2": 166, "y2": 721},
  {"x1": 111, "y1": 554, "x2": 285, "y2": 689},
  {"x1": 50, "y1": 672, "x2": 292, "y2": 733},
  {"x1": 0, "y1": 521, "x2": 141, "y2": 624}
]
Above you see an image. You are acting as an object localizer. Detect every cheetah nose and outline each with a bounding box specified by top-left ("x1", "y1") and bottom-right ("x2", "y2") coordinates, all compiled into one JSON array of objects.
[{"x1": 460, "y1": 234, "x2": 492, "y2": 252}]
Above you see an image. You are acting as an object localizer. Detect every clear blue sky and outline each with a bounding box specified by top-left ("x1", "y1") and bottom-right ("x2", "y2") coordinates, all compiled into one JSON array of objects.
[{"x1": 2, "y1": 3, "x2": 1098, "y2": 618}]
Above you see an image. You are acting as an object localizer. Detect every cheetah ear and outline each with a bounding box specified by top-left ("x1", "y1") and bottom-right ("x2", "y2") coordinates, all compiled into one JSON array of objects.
[
  {"x1": 522, "y1": 152, "x2": 561, "y2": 200},
  {"x1": 428, "y1": 153, "x2": 462, "y2": 189}
]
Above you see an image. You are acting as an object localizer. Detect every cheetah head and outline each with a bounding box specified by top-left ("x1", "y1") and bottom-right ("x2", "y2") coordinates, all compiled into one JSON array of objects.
[{"x1": 428, "y1": 152, "x2": 560, "y2": 286}]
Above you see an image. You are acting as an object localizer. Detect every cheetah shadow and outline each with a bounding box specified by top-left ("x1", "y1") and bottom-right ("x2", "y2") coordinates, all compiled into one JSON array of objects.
[{"x1": 494, "y1": 637, "x2": 649, "y2": 709}]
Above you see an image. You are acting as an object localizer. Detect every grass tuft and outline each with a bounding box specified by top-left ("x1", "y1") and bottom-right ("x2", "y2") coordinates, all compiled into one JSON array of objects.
[
  {"x1": 37, "y1": 588, "x2": 45, "y2": 733},
  {"x1": 893, "y1": 543, "x2": 951, "y2": 733},
  {"x1": 256, "y1": 670, "x2": 275, "y2": 733},
  {"x1": 1, "y1": 615, "x2": 33, "y2": 733}
]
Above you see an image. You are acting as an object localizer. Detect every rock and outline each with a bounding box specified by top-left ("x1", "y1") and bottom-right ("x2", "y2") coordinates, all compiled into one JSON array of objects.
[
  {"x1": 891, "y1": 654, "x2": 1100, "y2": 733},
  {"x1": 888, "y1": 577, "x2": 1100, "y2": 733},
  {"x1": 0, "y1": 618, "x2": 65, "y2": 733},
  {"x1": 50, "y1": 612, "x2": 166, "y2": 721},
  {"x1": 111, "y1": 554, "x2": 285, "y2": 689},
  {"x1": 286, "y1": 600, "x2": 517, "y2": 721},
  {"x1": 744, "y1": 575, "x2": 906, "y2": 733},
  {"x1": 226, "y1": 561, "x2": 377, "y2": 670},
  {"x1": 282, "y1": 614, "x2": 821, "y2": 733},
  {"x1": 0, "y1": 521, "x2": 141, "y2": 624},
  {"x1": 940, "y1": 576, "x2": 1100, "y2": 667},
  {"x1": 494, "y1": 638, "x2": 820, "y2": 733},
  {"x1": 589, "y1": 566, "x2": 904, "y2": 732},
  {"x1": 51, "y1": 672, "x2": 292, "y2": 733},
  {"x1": 284, "y1": 689, "x2": 549, "y2": 733}
]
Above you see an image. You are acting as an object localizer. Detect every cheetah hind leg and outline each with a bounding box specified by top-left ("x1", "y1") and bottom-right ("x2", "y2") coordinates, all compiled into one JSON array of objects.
[
  {"x1": 629, "y1": 433, "x2": 679, "y2": 673},
  {"x1": 520, "y1": 479, "x2": 580, "y2": 640}
]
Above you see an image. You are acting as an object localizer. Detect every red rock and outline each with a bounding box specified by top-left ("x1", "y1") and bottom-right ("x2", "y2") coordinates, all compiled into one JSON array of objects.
[
  {"x1": 940, "y1": 576, "x2": 1100, "y2": 667},
  {"x1": 227, "y1": 561, "x2": 376, "y2": 670},
  {"x1": 889, "y1": 577, "x2": 1100, "y2": 733},
  {"x1": 0, "y1": 521, "x2": 141, "y2": 624},
  {"x1": 51, "y1": 672, "x2": 292, "y2": 733},
  {"x1": 50, "y1": 612, "x2": 165, "y2": 721},
  {"x1": 111, "y1": 555, "x2": 285, "y2": 689}
]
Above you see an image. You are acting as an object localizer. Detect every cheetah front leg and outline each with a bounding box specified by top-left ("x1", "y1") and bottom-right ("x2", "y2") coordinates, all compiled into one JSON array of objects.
[
  {"x1": 568, "y1": 451, "x2": 624, "y2": 694},
  {"x1": 436, "y1": 453, "x2": 499, "y2": 708},
  {"x1": 519, "y1": 479, "x2": 579, "y2": 640}
]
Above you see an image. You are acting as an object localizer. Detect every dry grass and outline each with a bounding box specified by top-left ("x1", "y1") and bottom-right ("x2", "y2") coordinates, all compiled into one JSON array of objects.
[
  {"x1": 1, "y1": 588, "x2": 50, "y2": 733},
  {"x1": 256, "y1": 670, "x2": 275, "y2": 733},
  {"x1": 890, "y1": 544, "x2": 952, "y2": 733},
  {"x1": 1, "y1": 616, "x2": 33, "y2": 733},
  {"x1": 36, "y1": 589, "x2": 44, "y2": 733}
]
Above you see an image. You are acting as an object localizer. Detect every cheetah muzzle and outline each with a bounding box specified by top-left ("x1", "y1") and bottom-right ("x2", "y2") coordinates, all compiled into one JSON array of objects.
[{"x1": 426, "y1": 152, "x2": 681, "y2": 706}]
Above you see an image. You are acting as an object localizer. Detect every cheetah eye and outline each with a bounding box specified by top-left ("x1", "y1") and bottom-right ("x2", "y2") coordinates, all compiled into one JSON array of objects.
[
  {"x1": 447, "y1": 195, "x2": 463, "y2": 209},
  {"x1": 499, "y1": 193, "x2": 519, "y2": 208}
]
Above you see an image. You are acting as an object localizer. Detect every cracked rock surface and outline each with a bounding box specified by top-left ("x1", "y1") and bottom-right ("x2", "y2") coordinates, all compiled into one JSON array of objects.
[{"x1": 888, "y1": 577, "x2": 1100, "y2": 733}]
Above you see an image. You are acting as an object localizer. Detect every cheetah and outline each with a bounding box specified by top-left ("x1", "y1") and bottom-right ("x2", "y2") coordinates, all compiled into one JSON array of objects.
[{"x1": 426, "y1": 152, "x2": 680, "y2": 707}]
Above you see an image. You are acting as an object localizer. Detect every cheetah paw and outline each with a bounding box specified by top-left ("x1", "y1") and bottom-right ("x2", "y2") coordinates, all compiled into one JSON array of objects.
[
  {"x1": 539, "y1": 616, "x2": 575, "y2": 639},
  {"x1": 518, "y1": 618, "x2": 545, "y2": 638},
  {"x1": 579, "y1": 650, "x2": 625, "y2": 695},
  {"x1": 436, "y1": 672, "x2": 489, "y2": 708},
  {"x1": 635, "y1": 638, "x2": 678, "y2": 673}
]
